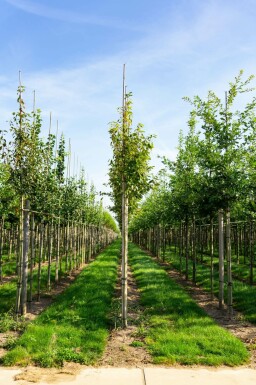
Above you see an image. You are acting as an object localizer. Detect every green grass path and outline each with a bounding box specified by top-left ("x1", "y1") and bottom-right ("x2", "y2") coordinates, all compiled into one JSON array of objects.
[
  {"x1": 1, "y1": 240, "x2": 120, "y2": 367},
  {"x1": 129, "y1": 243, "x2": 249, "y2": 366}
]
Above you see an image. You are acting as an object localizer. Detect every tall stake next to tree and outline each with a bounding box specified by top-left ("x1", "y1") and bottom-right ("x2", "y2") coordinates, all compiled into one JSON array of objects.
[
  {"x1": 108, "y1": 65, "x2": 154, "y2": 328},
  {"x1": 121, "y1": 66, "x2": 128, "y2": 327}
]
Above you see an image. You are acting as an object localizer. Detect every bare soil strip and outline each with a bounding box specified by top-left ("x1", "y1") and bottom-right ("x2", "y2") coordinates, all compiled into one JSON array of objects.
[
  {"x1": 0, "y1": 276, "x2": 15, "y2": 285},
  {"x1": 98, "y1": 265, "x2": 152, "y2": 367}
]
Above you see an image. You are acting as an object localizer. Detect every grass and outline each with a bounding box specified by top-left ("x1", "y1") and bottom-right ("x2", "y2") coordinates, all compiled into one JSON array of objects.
[
  {"x1": 192, "y1": 250, "x2": 256, "y2": 285},
  {"x1": 1, "y1": 240, "x2": 120, "y2": 367},
  {"x1": 164, "y1": 246, "x2": 256, "y2": 324},
  {"x1": 0, "y1": 260, "x2": 75, "y2": 315},
  {"x1": 0, "y1": 249, "x2": 81, "y2": 279},
  {"x1": 0, "y1": 310, "x2": 27, "y2": 333},
  {"x1": 129, "y1": 242, "x2": 249, "y2": 366},
  {"x1": 2, "y1": 259, "x2": 17, "y2": 277}
]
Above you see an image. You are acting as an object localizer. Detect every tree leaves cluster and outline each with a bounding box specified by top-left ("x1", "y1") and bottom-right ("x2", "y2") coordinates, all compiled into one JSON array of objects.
[
  {"x1": 108, "y1": 92, "x2": 155, "y2": 225},
  {"x1": 130, "y1": 70, "x2": 256, "y2": 231},
  {"x1": 0, "y1": 85, "x2": 118, "y2": 232}
]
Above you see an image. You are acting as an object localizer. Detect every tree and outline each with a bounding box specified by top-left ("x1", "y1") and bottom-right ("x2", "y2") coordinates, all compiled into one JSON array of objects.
[
  {"x1": 108, "y1": 66, "x2": 154, "y2": 327},
  {"x1": 184, "y1": 70, "x2": 256, "y2": 312}
]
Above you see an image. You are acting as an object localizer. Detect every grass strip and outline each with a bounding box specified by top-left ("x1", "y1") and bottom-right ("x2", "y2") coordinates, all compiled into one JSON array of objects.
[
  {"x1": 190, "y1": 250, "x2": 256, "y2": 285},
  {"x1": 1, "y1": 240, "x2": 120, "y2": 367},
  {"x1": 0, "y1": 281, "x2": 17, "y2": 315},
  {"x1": 165, "y1": 246, "x2": 256, "y2": 324},
  {"x1": 2, "y1": 258, "x2": 17, "y2": 277},
  {"x1": 129, "y1": 243, "x2": 249, "y2": 366}
]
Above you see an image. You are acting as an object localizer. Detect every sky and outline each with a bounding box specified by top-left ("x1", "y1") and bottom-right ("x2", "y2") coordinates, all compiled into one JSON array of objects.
[{"x1": 0, "y1": 0, "x2": 256, "y2": 209}]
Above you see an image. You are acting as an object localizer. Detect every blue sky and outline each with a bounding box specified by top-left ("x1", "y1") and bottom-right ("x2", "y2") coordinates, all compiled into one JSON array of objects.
[{"x1": 1, "y1": 0, "x2": 256, "y2": 207}]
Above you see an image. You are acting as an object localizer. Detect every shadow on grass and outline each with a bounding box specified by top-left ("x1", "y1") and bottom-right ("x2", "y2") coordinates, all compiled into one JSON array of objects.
[
  {"x1": 129, "y1": 243, "x2": 249, "y2": 366},
  {"x1": 166, "y1": 247, "x2": 256, "y2": 324}
]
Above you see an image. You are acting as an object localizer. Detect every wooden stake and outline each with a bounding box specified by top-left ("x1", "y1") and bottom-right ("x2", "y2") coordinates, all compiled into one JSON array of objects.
[{"x1": 121, "y1": 63, "x2": 128, "y2": 328}]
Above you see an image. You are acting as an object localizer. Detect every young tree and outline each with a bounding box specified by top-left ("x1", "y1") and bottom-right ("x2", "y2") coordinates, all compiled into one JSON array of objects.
[{"x1": 108, "y1": 67, "x2": 154, "y2": 327}]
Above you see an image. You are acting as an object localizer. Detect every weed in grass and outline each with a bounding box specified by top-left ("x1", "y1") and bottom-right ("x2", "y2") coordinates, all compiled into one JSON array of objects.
[
  {"x1": 119, "y1": 345, "x2": 127, "y2": 352},
  {"x1": 130, "y1": 340, "x2": 145, "y2": 348},
  {"x1": 132, "y1": 325, "x2": 148, "y2": 339},
  {"x1": 0, "y1": 310, "x2": 27, "y2": 332},
  {"x1": 3, "y1": 334, "x2": 18, "y2": 349},
  {"x1": 108, "y1": 297, "x2": 122, "y2": 329}
]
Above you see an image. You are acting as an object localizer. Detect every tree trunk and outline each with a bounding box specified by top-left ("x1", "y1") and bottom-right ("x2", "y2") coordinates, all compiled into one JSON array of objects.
[
  {"x1": 249, "y1": 219, "x2": 254, "y2": 286},
  {"x1": 55, "y1": 217, "x2": 60, "y2": 282},
  {"x1": 37, "y1": 222, "x2": 43, "y2": 301},
  {"x1": 20, "y1": 199, "x2": 30, "y2": 316},
  {"x1": 65, "y1": 219, "x2": 70, "y2": 271},
  {"x1": 218, "y1": 209, "x2": 224, "y2": 310},
  {"x1": 0, "y1": 217, "x2": 4, "y2": 282},
  {"x1": 121, "y1": 180, "x2": 128, "y2": 328},
  {"x1": 47, "y1": 220, "x2": 53, "y2": 291},
  {"x1": 192, "y1": 217, "x2": 196, "y2": 284},
  {"x1": 162, "y1": 226, "x2": 166, "y2": 262},
  {"x1": 185, "y1": 217, "x2": 189, "y2": 280},
  {"x1": 29, "y1": 213, "x2": 35, "y2": 305},
  {"x1": 179, "y1": 222, "x2": 183, "y2": 274},
  {"x1": 15, "y1": 196, "x2": 24, "y2": 317},
  {"x1": 226, "y1": 209, "x2": 233, "y2": 318},
  {"x1": 8, "y1": 225, "x2": 14, "y2": 261},
  {"x1": 156, "y1": 224, "x2": 161, "y2": 259},
  {"x1": 210, "y1": 217, "x2": 214, "y2": 300}
]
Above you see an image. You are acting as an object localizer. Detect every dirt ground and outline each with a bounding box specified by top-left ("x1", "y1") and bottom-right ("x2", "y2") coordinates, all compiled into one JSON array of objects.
[
  {"x1": 97, "y1": 266, "x2": 153, "y2": 368},
  {"x1": 0, "y1": 256, "x2": 256, "y2": 383}
]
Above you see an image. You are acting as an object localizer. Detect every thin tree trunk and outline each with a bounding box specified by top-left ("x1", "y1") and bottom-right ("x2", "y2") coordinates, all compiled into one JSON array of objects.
[
  {"x1": 8, "y1": 225, "x2": 14, "y2": 261},
  {"x1": 249, "y1": 219, "x2": 254, "y2": 286},
  {"x1": 162, "y1": 226, "x2": 166, "y2": 262},
  {"x1": 179, "y1": 222, "x2": 183, "y2": 274},
  {"x1": 185, "y1": 217, "x2": 189, "y2": 281},
  {"x1": 15, "y1": 196, "x2": 24, "y2": 317},
  {"x1": 218, "y1": 209, "x2": 224, "y2": 310},
  {"x1": 236, "y1": 224, "x2": 240, "y2": 264},
  {"x1": 0, "y1": 217, "x2": 4, "y2": 282},
  {"x1": 74, "y1": 224, "x2": 78, "y2": 269},
  {"x1": 210, "y1": 217, "x2": 214, "y2": 300},
  {"x1": 37, "y1": 222, "x2": 43, "y2": 301},
  {"x1": 47, "y1": 220, "x2": 53, "y2": 291},
  {"x1": 20, "y1": 199, "x2": 30, "y2": 316},
  {"x1": 244, "y1": 224, "x2": 247, "y2": 265},
  {"x1": 121, "y1": 180, "x2": 128, "y2": 328},
  {"x1": 29, "y1": 212, "x2": 35, "y2": 305},
  {"x1": 55, "y1": 217, "x2": 60, "y2": 282},
  {"x1": 226, "y1": 209, "x2": 233, "y2": 318},
  {"x1": 156, "y1": 224, "x2": 161, "y2": 259},
  {"x1": 192, "y1": 217, "x2": 196, "y2": 284},
  {"x1": 65, "y1": 220, "x2": 70, "y2": 271}
]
